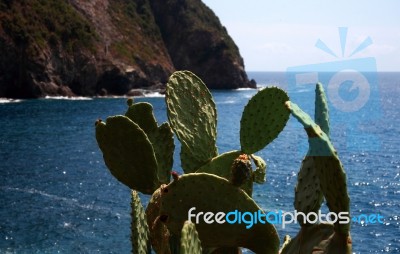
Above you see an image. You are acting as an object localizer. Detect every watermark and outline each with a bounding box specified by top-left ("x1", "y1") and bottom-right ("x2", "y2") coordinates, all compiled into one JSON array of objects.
[
  {"x1": 188, "y1": 207, "x2": 384, "y2": 229},
  {"x1": 286, "y1": 27, "x2": 381, "y2": 153}
]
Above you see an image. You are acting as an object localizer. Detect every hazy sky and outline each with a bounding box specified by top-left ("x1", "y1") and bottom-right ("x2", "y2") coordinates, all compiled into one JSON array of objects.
[{"x1": 202, "y1": 0, "x2": 400, "y2": 71}]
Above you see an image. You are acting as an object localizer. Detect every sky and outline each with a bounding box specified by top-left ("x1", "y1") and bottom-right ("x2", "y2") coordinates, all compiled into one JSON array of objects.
[{"x1": 202, "y1": 0, "x2": 400, "y2": 72}]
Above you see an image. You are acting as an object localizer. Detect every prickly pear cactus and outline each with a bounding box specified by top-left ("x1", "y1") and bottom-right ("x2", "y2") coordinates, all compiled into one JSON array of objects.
[
  {"x1": 95, "y1": 116, "x2": 159, "y2": 194},
  {"x1": 131, "y1": 190, "x2": 151, "y2": 254},
  {"x1": 125, "y1": 99, "x2": 174, "y2": 184},
  {"x1": 166, "y1": 71, "x2": 218, "y2": 173},
  {"x1": 158, "y1": 173, "x2": 280, "y2": 254},
  {"x1": 180, "y1": 221, "x2": 202, "y2": 254},
  {"x1": 95, "y1": 74, "x2": 354, "y2": 254},
  {"x1": 315, "y1": 83, "x2": 330, "y2": 138},
  {"x1": 240, "y1": 87, "x2": 290, "y2": 154},
  {"x1": 286, "y1": 101, "x2": 350, "y2": 234}
]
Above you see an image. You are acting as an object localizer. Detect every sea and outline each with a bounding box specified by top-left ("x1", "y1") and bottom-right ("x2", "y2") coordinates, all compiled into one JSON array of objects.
[{"x1": 0, "y1": 72, "x2": 399, "y2": 253}]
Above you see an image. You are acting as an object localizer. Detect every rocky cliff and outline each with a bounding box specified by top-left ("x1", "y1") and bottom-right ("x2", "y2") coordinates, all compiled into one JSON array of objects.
[{"x1": 0, "y1": 0, "x2": 255, "y2": 98}]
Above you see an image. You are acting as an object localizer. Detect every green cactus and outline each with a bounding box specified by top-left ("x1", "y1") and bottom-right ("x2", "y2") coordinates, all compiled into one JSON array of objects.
[
  {"x1": 180, "y1": 221, "x2": 202, "y2": 254},
  {"x1": 240, "y1": 87, "x2": 290, "y2": 154},
  {"x1": 159, "y1": 173, "x2": 280, "y2": 254},
  {"x1": 125, "y1": 100, "x2": 174, "y2": 184},
  {"x1": 166, "y1": 71, "x2": 218, "y2": 173},
  {"x1": 315, "y1": 83, "x2": 330, "y2": 138},
  {"x1": 95, "y1": 72, "x2": 354, "y2": 254},
  {"x1": 95, "y1": 116, "x2": 159, "y2": 194},
  {"x1": 131, "y1": 190, "x2": 151, "y2": 254},
  {"x1": 286, "y1": 100, "x2": 350, "y2": 234}
]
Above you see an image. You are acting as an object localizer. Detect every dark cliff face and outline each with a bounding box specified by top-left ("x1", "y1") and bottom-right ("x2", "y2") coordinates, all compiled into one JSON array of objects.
[
  {"x1": 150, "y1": 0, "x2": 255, "y2": 89},
  {"x1": 0, "y1": 0, "x2": 255, "y2": 98}
]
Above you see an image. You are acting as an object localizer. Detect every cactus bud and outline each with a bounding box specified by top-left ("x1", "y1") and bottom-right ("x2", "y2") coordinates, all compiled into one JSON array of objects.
[
  {"x1": 171, "y1": 171, "x2": 180, "y2": 181},
  {"x1": 230, "y1": 154, "x2": 252, "y2": 186},
  {"x1": 127, "y1": 98, "x2": 134, "y2": 106}
]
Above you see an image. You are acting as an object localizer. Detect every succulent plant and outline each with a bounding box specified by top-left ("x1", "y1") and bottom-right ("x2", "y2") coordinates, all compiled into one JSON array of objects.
[
  {"x1": 280, "y1": 84, "x2": 351, "y2": 253},
  {"x1": 95, "y1": 70, "x2": 352, "y2": 254}
]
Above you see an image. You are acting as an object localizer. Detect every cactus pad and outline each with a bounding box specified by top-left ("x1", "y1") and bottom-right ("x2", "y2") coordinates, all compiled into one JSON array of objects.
[
  {"x1": 166, "y1": 71, "x2": 218, "y2": 173},
  {"x1": 131, "y1": 190, "x2": 151, "y2": 254},
  {"x1": 180, "y1": 221, "x2": 202, "y2": 254},
  {"x1": 240, "y1": 87, "x2": 290, "y2": 154},
  {"x1": 315, "y1": 83, "x2": 330, "y2": 138},
  {"x1": 125, "y1": 101, "x2": 174, "y2": 184},
  {"x1": 294, "y1": 156, "x2": 323, "y2": 223},
  {"x1": 95, "y1": 116, "x2": 158, "y2": 194},
  {"x1": 159, "y1": 173, "x2": 279, "y2": 253},
  {"x1": 125, "y1": 102, "x2": 158, "y2": 134},
  {"x1": 150, "y1": 122, "x2": 175, "y2": 184},
  {"x1": 314, "y1": 156, "x2": 350, "y2": 234}
]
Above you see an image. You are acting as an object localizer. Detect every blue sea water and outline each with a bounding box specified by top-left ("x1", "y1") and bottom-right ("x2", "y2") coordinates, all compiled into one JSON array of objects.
[{"x1": 0, "y1": 72, "x2": 399, "y2": 253}]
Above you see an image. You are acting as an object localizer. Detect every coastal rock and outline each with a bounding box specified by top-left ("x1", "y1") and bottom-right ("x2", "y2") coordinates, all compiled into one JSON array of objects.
[
  {"x1": 0, "y1": 0, "x2": 255, "y2": 98},
  {"x1": 150, "y1": 0, "x2": 256, "y2": 89}
]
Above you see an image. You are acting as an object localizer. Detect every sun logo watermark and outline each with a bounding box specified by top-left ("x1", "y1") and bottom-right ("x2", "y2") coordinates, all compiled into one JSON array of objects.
[{"x1": 287, "y1": 27, "x2": 381, "y2": 153}]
